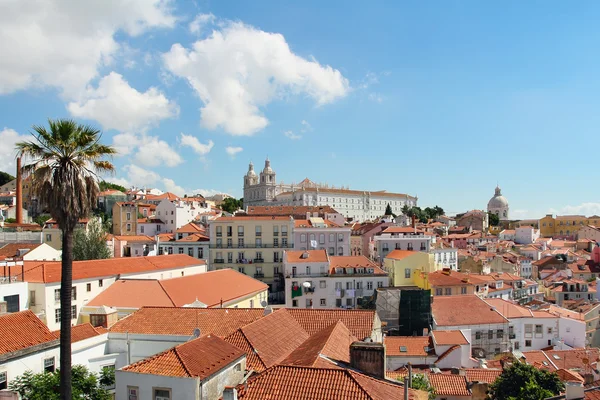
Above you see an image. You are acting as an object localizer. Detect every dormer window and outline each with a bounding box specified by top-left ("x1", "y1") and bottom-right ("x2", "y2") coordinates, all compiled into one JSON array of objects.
[
  {"x1": 357, "y1": 268, "x2": 364, "y2": 274},
  {"x1": 367, "y1": 268, "x2": 374, "y2": 274},
  {"x1": 346, "y1": 268, "x2": 354, "y2": 275},
  {"x1": 335, "y1": 268, "x2": 343, "y2": 274}
]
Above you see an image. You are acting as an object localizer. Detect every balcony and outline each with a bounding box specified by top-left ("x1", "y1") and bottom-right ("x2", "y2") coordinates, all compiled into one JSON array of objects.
[
  {"x1": 253, "y1": 258, "x2": 265, "y2": 263},
  {"x1": 254, "y1": 272, "x2": 265, "y2": 279},
  {"x1": 336, "y1": 289, "x2": 345, "y2": 298},
  {"x1": 256, "y1": 232, "x2": 262, "y2": 237},
  {"x1": 273, "y1": 232, "x2": 279, "y2": 236},
  {"x1": 509, "y1": 334, "x2": 516, "y2": 339},
  {"x1": 209, "y1": 243, "x2": 294, "y2": 249},
  {"x1": 282, "y1": 232, "x2": 288, "y2": 237},
  {"x1": 238, "y1": 232, "x2": 244, "y2": 237},
  {"x1": 216, "y1": 232, "x2": 222, "y2": 237},
  {"x1": 213, "y1": 258, "x2": 224, "y2": 264},
  {"x1": 304, "y1": 287, "x2": 315, "y2": 294}
]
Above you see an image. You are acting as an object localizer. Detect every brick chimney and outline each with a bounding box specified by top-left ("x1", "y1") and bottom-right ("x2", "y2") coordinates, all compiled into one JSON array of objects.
[
  {"x1": 350, "y1": 341, "x2": 386, "y2": 379},
  {"x1": 15, "y1": 157, "x2": 23, "y2": 224}
]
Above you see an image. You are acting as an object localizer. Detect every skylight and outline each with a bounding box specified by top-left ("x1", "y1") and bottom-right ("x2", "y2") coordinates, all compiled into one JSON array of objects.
[{"x1": 400, "y1": 346, "x2": 407, "y2": 352}]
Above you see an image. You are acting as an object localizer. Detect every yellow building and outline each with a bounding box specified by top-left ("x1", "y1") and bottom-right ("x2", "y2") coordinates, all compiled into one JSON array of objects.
[
  {"x1": 539, "y1": 214, "x2": 600, "y2": 238},
  {"x1": 42, "y1": 217, "x2": 97, "y2": 250},
  {"x1": 488, "y1": 225, "x2": 503, "y2": 235},
  {"x1": 112, "y1": 201, "x2": 138, "y2": 235},
  {"x1": 209, "y1": 216, "x2": 295, "y2": 294},
  {"x1": 383, "y1": 250, "x2": 435, "y2": 286}
]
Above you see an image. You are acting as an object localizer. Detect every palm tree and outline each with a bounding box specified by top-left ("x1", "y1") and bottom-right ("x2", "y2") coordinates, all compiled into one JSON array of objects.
[{"x1": 16, "y1": 119, "x2": 115, "y2": 400}]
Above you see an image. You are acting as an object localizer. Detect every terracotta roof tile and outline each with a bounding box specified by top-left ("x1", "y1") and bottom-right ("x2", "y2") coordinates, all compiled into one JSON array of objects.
[
  {"x1": 123, "y1": 334, "x2": 244, "y2": 379},
  {"x1": 285, "y1": 249, "x2": 329, "y2": 263},
  {"x1": 294, "y1": 219, "x2": 341, "y2": 228},
  {"x1": 109, "y1": 307, "x2": 264, "y2": 337},
  {"x1": 385, "y1": 250, "x2": 419, "y2": 261},
  {"x1": 556, "y1": 368, "x2": 585, "y2": 383},
  {"x1": 521, "y1": 350, "x2": 557, "y2": 371},
  {"x1": 0, "y1": 243, "x2": 41, "y2": 258},
  {"x1": 328, "y1": 256, "x2": 386, "y2": 275},
  {"x1": 427, "y1": 270, "x2": 473, "y2": 287},
  {"x1": 432, "y1": 295, "x2": 508, "y2": 326},
  {"x1": 237, "y1": 365, "x2": 422, "y2": 400},
  {"x1": 87, "y1": 280, "x2": 174, "y2": 308},
  {"x1": 0, "y1": 310, "x2": 57, "y2": 355},
  {"x1": 224, "y1": 329, "x2": 267, "y2": 371},
  {"x1": 21, "y1": 254, "x2": 204, "y2": 283},
  {"x1": 112, "y1": 235, "x2": 155, "y2": 243},
  {"x1": 384, "y1": 336, "x2": 434, "y2": 357},
  {"x1": 215, "y1": 216, "x2": 292, "y2": 221},
  {"x1": 464, "y1": 368, "x2": 502, "y2": 383},
  {"x1": 382, "y1": 227, "x2": 424, "y2": 234},
  {"x1": 224, "y1": 309, "x2": 309, "y2": 371},
  {"x1": 431, "y1": 330, "x2": 469, "y2": 346},
  {"x1": 176, "y1": 222, "x2": 205, "y2": 234},
  {"x1": 281, "y1": 321, "x2": 356, "y2": 368},
  {"x1": 285, "y1": 308, "x2": 376, "y2": 340},
  {"x1": 52, "y1": 323, "x2": 107, "y2": 343},
  {"x1": 427, "y1": 373, "x2": 470, "y2": 396},
  {"x1": 245, "y1": 205, "x2": 340, "y2": 217}
]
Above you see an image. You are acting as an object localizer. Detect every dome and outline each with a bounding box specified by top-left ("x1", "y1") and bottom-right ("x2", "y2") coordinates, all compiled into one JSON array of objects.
[
  {"x1": 263, "y1": 158, "x2": 274, "y2": 174},
  {"x1": 487, "y1": 185, "x2": 509, "y2": 209},
  {"x1": 247, "y1": 161, "x2": 257, "y2": 177}
]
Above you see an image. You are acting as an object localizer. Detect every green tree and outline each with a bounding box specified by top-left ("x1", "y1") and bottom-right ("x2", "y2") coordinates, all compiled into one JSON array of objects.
[
  {"x1": 0, "y1": 170, "x2": 15, "y2": 186},
  {"x1": 98, "y1": 180, "x2": 126, "y2": 193},
  {"x1": 488, "y1": 362, "x2": 564, "y2": 400},
  {"x1": 34, "y1": 215, "x2": 51, "y2": 227},
  {"x1": 9, "y1": 365, "x2": 115, "y2": 400},
  {"x1": 385, "y1": 203, "x2": 393, "y2": 216},
  {"x1": 16, "y1": 119, "x2": 115, "y2": 400},
  {"x1": 73, "y1": 218, "x2": 111, "y2": 261},
  {"x1": 5, "y1": 218, "x2": 16, "y2": 223},
  {"x1": 488, "y1": 211, "x2": 500, "y2": 227},
  {"x1": 401, "y1": 204, "x2": 410, "y2": 216},
  {"x1": 221, "y1": 197, "x2": 243, "y2": 214},
  {"x1": 397, "y1": 374, "x2": 435, "y2": 400}
]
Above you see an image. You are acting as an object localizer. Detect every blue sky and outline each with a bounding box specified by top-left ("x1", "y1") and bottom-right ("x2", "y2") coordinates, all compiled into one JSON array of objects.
[{"x1": 1, "y1": 1, "x2": 600, "y2": 219}]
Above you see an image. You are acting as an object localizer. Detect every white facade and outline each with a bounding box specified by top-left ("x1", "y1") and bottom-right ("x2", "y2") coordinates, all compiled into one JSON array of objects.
[
  {"x1": 499, "y1": 230, "x2": 516, "y2": 241},
  {"x1": 515, "y1": 226, "x2": 541, "y2": 245},
  {"x1": 158, "y1": 240, "x2": 208, "y2": 261},
  {"x1": 487, "y1": 186, "x2": 509, "y2": 221},
  {"x1": 375, "y1": 232, "x2": 432, "y2": 260},
  {"x1": 29, "y1": 263, "x2": 207, "y2": 331},
  {"x1": 293, "y1": 225, "x2": 351, "y2": 256},
  {"x1": 0, "y1": 282, "x2": 29, "y2": 312},
  {"x1": 519, "y1": 260, "x2": 533, "y2": 279},
  {"x1": 431, "y1": 248, "x2": 458, "y2": 271},
  {"x1": 137, "y1": 220, "x2": 166, "y2": 236},
  {"x1": 156, "y1": 199, "x2": 210, "y2": 233},
  {"x1": 0, "y1": 343, "x2": 60, "y2": 388}
]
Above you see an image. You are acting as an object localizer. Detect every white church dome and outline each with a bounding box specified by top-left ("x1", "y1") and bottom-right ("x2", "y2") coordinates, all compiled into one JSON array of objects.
[{"x1": 487, "y1": 186, "x2": 509, "y2": 209}]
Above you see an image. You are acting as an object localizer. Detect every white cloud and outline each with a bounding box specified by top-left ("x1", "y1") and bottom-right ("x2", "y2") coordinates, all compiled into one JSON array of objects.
[
  {"x1": 0, "y1": 128, "x2": 28, "y2": 173},
  {"x1": 284, "y1": 130, "x2": 302, "y2": 140},
  {"x1": 180, "y1": 133, "x2": 214, "y2": 156},
  {"x1": 162, "y1": 19, "x2": 349, "y2": 136},
  {"x1": 111, "y1": 132, "x2": 142, "y2": 156},
  {"x1": 510, "y1": 209, "x2": 530, "y2": 219},
  {"x1": 134, "y1": 136, "x2": 183, "y2": 167},
  {"x1": 162, "y1": 177, "x2": 185, "y2": 196},
  {"x1": 121, "y1": 164, "x2": 160, "y2": 188},
  {"x1": 225, "y1": 146, "x2": 243, "y2": 157},
  {"x1": 556, "y1": 203, "x2": 600, "y2": 217},
  {"x1": 300, "y1": 120, "x2": 313, "y2": 132},
  {"x1": 189, "y1": 13, "x2": 215, "y2": 34},
  {"x1": 0, "y1": 0, "x2": 176, "y2": 97},
  {"x1": 368, "y1": 93, "x2": 383, "y2": 103},
  {"x1": 68, "y1": 72, "x2": 179, "y2": 132},
  {"x1": 104, "y1": 176, "x2": 131, "y2": 188},
  {"x1": 188, "y1": 188, "x2": 227, "y2": 197}
]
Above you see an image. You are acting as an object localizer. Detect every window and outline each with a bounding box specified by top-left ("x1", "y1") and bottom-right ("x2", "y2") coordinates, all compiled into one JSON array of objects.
[
  {"x1": 273, "y1": 226, "x2": 279, "y2": 236},
  {"x1": 128, "y1": 387, "x2": 139, "y2": 400},
  {"x1": 319, "y1": 234, "x2": 325, "y2": 244},
  {"x1": 126, "y1": 223, "x2": 131, "y2": 232},
  {"x1": 154, "y1": 388, "x2": 171, "y2": 400},
  {"x1": 367, "y1": 281, "x2": 373, "y2": 290},
  {"x1": 0, "y1": 371, "x2": 6, "y2": 390},
  {"x1": 282, "y1": 226, "x2": 288, "y2": 236},
  {"x1": 346, "y1": 298, "x2": 353, "y2": 306},
  {"x1": 488, "y1": 330, "x2": 494, "y2": 339},
  {"x1": 535, "y1": 324, "x2": 543, "y2": 334},
  {"x1": 256, "y1": 238, "x2": 262, "y2": 247},
  {"x1": 346, "y1": 282, "x2": 352, "y2": 289},
  {"x1": 54, "y1": 289, "x2": 60, "y2": 303},
  {"x1": 282, "y1": 238, "x2": 288, "y2": 247},
  {"x1": 238, "y1": 226, "x2": 244, "y2": 236},
  {"x1": 140, "y1": 225, "x2": 145, "y2": 234},
  {"x1": 238, "y1": 238, "x2": 244, "y2": 247},
  {"x1": 547, "y1": 327, "x2": 553, "y2": 334},
  {"x1": 55, "y1": 308, "x2": 61, "y2": 323},
  {"x1": 46, "y1": 233, "x2": 52, "y2": 242},
  {"x1": 328, "y1": 247, "x2": 335, "y2": 255},
  {"x1": 256, "y1": 225, "x2": 262, "y2": 236},
  {"x1": 475, "y1": 331, "x2": 481, "y2": 340},
  {"x1": 178, "y1": 247, "x2": 184, "y2": 254},
  {"x1": 71, "y1": 305, "x2": 77, "y2": 319},
  {"x1": 336, "y1": 299, "x2": 342, "y2": 307},
  {"x1": 405, "y1": 268, "x2": 411, "y2": 279},
  {"x1": 301, "y1": 234, "x2": 307, "y2": 243},
  {"x1": 4, "y1": 294, "x2": 19, "y2": 313},
  {"x1": 30, "y1": 290, "x2": 36, "y2": 306},
  {"x1": 445, "y1": 288, "x2": 452, "y2": 295},
  {"x1": 238, "y1": 267, "x2": 245, "y2": 274},
  {"x1": 436, "y1": 288, "x2": 443, "y2": 296},
  {"x1": 338, "y1": 246, "x2": 343, "y2": 256},
  {"x1": 216, "y1": 226, "x2": 222, "y2": 236},
  {"x1": 377, "y1": 281, "x2": 383, "y2": 288},
  {"x1": 234, "y1": 363, "x2": 242, "y2": 372},
  {"x1": 320, "y1": 298, "x2": 326, "y2": 306},
  {"x1": 306, "y1": 299, "x2": 313, "y2": 307},
  {"x1": 525, "y1": 324, "x2": 532, "y2": 335},
  {"x1": 461, "y1": 287, "x2": 467, "y2": 294},
  {"x1": 320, "y1": 280, "x2": 326, "y2": 288},
  {"x1": 198, "y1": 248, "x2": 204, "y2": 258},
  {"x1": 188, "y1": 247, "x2": 194, "y2": 257},
  {"x1": 273, "y1": 238, "x2": 279, "y2": 247},
  {"x1": 329, "y1": 233, "x2": 335, "y2": 242},
  {"x1": 86, "y1": 283, "x2": 91, "y2": 292},
  {"x1": 525, "y1": 340, "x2": 532, "y2": 347},
  {"x1": 126, "y1": 212, "x2": 131, "y2": 221},
  {"x1": 44, "y1": 357, "x2": 55, "y2": 373},
  {"x1": 497, "y1": 329, "x2": 503, "y2": 339},
  {"x1": 72, "y1": 286, "x2": 77, "y2": 301},
  {"x1": 292, "y1": 299, "x2": 298, "y2": 307}
]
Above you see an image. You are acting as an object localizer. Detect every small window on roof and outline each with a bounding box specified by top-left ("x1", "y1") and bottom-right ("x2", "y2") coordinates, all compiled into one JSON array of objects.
[
  {"x1": 542, "y1": 361, "x2": 548, "y2": 366},
  {"x1": 399, "y1": 346, "x2": 407, "y2": 353},
  {"x1": 553, "y1": 354, "x2": 561, "y2": 360}
]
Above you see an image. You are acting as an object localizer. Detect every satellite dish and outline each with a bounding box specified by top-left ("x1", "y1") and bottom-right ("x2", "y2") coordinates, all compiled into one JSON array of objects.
[
  {"x1": 192, "y1": 328, "x2": 201, "y2": 338},
  {"x1": 260, "y1": 300, "x2": 267, "y2": 307},
  {"x1": 302, "y1": 282, "x2": 311, "y2": 288}
]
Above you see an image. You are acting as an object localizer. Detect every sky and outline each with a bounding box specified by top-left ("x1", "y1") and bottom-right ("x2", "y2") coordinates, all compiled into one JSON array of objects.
[{"x1": 1, "y1": 0, "x2": 600, "y2": 220}]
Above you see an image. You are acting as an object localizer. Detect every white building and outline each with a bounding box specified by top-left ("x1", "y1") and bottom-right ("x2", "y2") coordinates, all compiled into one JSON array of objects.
[
  {"x1": 293, "y1": 217, "x2": 351, "y2": 256},
  {"x1": 374, "y1": 226, "x2": 432, "y2": 260},
  {"x1": 116, "y1": 334, "x2": 246, "y2": 400},
  {"x1": 487, "y1": 185, "x2": 509, "y2": 221},
  {"x1": 283, "y1": 250, "x2": 388, "y2": 309},
  {"x1": 137, "y1": 218, "x2": 166, "y2": 236},
  {"x1": 431, "y1": 246, "x2": 458, "y2": 271},
  {"x1": 155, "y1": 198, "x2": 211, "y2": 233},
  {"x1": 9, "y1": 255, "x2": 206, "y2": 331},
  {"x1": 242, "y1": 159, "x2": 417, "y2": 222},
  {"x1": 515, "y1": 226, "x2": 541, "y2": 245},
  {"x1": 499, "y1": 229, "x2": 516, "y2": 241}
]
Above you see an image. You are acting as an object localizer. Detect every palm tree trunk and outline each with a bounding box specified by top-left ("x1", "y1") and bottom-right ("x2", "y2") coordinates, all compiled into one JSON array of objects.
[{"x1": 59, "y1": 227, "x2": 73, "y2": 400}]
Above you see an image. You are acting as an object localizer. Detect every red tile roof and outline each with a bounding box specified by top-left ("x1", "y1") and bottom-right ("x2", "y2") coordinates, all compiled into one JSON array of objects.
[
  {"x1": 86, "y1": 280, "x2": 175, "y2": 308},
  {"x1": 431, "y1": 330, "x2": 469, "y2": 346},
  {"x1": 0, "y1": 310, "x2": 57, "y2": 355},
  {"x1": 382, "y1": 227, "x2": 423, "y2": 234},
  {"x1": 20, "y1": 254, "x2": 204, "y2": 283},
  {"x1": 176, "y1": 222, "x2": 205, "y2": 234},
  {"x1": 224, "y1": 309, "x2": 309, "y2": 371},
  {"x1": 52, "y1": 323, "x2": 107, "y2": 343},
  {"x1": 245, "y1": 205, "x2": 340, "y2": 217},
  {"x1": 281, "y1": 321, "x2": 356, "y2": 368},
  {"x1": 285, "y1": 249, "x2": 329, "y2": 263},
  {"x1": 0, "y1": 243, "x2": 41, "y2": 259},
  {"x1": 464, "y1": 368, "x2": 502, "y2": 384},
  {"x1": 427, "y1": 270, "x2": 473, "y2": 287},
  {"x1": 520, "y1": 350, "x2": 557, "y2": 371},
  {"x1": 384, "y1": 336, "x2": 434, "y2": 357},
  {"x1": 109, "y1": 307, "x2": 265, "y2": 337},
  {"x1": 112, "y1": 235, "x2": 155, "y2": 243},
  {"x1": 385, "y1": 250, "x2": 419, "y2": 261},
  {"x1": 215, "y1": 216, "x2": 292, "y2": 221},
  {"x1": 432, "y1": 295, "x2": 508, "y2": 326},
  {"x1": 294, "y1": 219, "x2": 341, "y2": 228},
  {"x1": 237, "y1": 365, "x2": 423, "y2": 399},
  {"x1": 285, "y1": 308, "x2": 377, "y2": 340},
  {"x1": 123, "y1": 334, "x2": 244, "y2": 378},
  {"x1": 427, "y1": 373, "x2": 470, "y2": 396}
]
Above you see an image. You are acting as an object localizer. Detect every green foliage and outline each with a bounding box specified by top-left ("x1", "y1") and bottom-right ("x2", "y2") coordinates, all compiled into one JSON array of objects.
[
  {"x1": 402, "y1": 205, "x2": 445, "y2": 223},
  {"x1": 8, "y1": 365, "x2": 114, "y2": 400},
  {"x1": 73, "y1": 218, "x2": 111, "y2": 261},
  {"x1": 385, "y1": 203, "x2": 393, "y2": 216},
  {"x1": 221, "y1": 197, "x2": 243, "y2": 214},
  {"x1": 0, "y1": 170, "x2": 15, "y2": 186},
  {"x1": 397, "y1": 374, "x2": 435, "y2": 400},
  {"x1": 5, "y1": 218, "x2": 16, "y2": 223},
  {"x1": 488, "y1": 211, "x2": 500, "y2": 227},
  {"x1": 34, "y1": 215, "x2": 51, "y2": 226},
  {"x1": 488, "y1": 362, "x2": 564, "y2": 400},
  {"x1": 98, "y1": 180, "x2": 126, "y2": 193}
]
